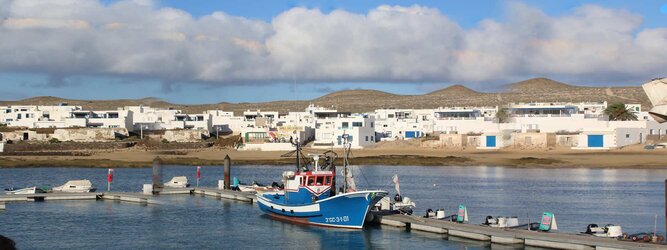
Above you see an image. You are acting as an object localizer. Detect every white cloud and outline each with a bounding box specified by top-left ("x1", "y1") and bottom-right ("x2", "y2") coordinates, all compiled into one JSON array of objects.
[{"x1": 0, "y1": 0, "x2": 664, "y2": 87}]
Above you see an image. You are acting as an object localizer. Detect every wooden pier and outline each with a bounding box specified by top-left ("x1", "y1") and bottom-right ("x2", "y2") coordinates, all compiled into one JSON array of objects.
[{"x1": 375, "y1": 213, "x2": 665, "y2": 250}]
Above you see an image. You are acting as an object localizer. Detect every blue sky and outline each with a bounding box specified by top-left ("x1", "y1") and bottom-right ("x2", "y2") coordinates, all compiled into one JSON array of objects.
[{"x1": 0, "y1": 0, "x2": 666, "y2": 104}]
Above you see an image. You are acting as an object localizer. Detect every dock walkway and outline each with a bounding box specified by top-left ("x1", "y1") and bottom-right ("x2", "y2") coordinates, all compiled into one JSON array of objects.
[
  {"x1": 0, "y1": 192, "x2": 159, "y2": 205},
  {"x1": 376, "y1": 214, "x2": 665, "y2": 249}
]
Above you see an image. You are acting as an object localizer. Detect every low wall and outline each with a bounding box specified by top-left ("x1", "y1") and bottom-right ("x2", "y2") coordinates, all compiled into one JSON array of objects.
[
  {"x1": 163, "y1": 129, "x2": 208, "y2": 142},
  {"x1": 240, "y1": 143, "x2": 293, "y2": 151},
  {"x1": 51, "y1": 128, "x2": 129, "y2": 142},
  {"x1": 438, "y1": 134, "x2": 467, "y2": 149}
]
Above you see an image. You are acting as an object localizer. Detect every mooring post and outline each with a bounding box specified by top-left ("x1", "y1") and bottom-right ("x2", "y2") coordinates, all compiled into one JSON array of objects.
[
  {"x1": 152, "y1": 157, "x2": 163, "y2": 195},
  {"x1": 224, "y1": 155, "x2": 231, "y2": 190}
]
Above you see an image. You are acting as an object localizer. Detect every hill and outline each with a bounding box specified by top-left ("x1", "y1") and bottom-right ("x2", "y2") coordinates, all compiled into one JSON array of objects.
[
  {"x1": 0, "y1": 78, "x2": 651, "y2": 114},
  {"x1": 426, "y1": 84, "x2": 480, "y2": 96}
]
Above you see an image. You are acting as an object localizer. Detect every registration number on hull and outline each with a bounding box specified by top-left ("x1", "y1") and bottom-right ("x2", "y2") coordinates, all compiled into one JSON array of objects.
[{"x1": 325, "y1": 216, "x2": 350, "y2": 223}]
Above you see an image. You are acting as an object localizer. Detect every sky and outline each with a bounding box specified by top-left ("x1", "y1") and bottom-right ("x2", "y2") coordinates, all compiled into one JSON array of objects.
[{"x1": 0, "y1": 0, "x2": 666, "y2": 104}]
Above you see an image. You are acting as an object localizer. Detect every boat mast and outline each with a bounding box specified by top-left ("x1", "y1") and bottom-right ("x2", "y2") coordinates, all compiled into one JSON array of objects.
[{"x1": 343, "y1": 135, "x2": 349, "y2": 193}]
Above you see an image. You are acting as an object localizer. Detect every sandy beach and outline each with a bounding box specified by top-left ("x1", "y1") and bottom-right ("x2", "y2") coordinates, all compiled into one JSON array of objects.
[{"x1": 1, "y1": 144, "x2": 666, "y2": 168}]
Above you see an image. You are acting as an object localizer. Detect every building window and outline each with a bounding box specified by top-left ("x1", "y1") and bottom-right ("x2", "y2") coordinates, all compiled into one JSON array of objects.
[
  {"x1": 352, "y1": 122, "x2": 362, "y2": 127},
  {"x1": 388, "y1": 114, "x2": 394, "y2": 118},
  {"x1": 650, "y1": 129, "x2": 654, "y2": 135},
  {"x1": 365, "y1": 136, "x2": 369, "y2": 141},
  {"x1": 370, "y1": 136, "x2": 374, "y2": 142},
  {"x1": 370, "y1": 122, "x2": 374, "y2": 128},
  {"x1": 625, "y1": 134, "x2": 630, "y2": 138},
  {"x1": 342, "y1": 122, "x2": 349, "y2": 129}
]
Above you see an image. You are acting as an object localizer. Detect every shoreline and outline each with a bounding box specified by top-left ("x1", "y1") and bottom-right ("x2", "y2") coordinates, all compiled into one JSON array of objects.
[{"x1": 1, "y1": 146, "x2": 667, "y2": 168}]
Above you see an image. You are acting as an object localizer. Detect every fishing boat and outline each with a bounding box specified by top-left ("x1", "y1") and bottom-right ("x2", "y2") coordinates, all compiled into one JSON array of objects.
[
  {"x1": 52, "y1": 180, "x2": 96, "y2": 193},
  {"x1": 4, "y1": 186, "x2": 46, "y2": 195},
  {"x1": 256, "y1": 136, "x2": 388, "y2": 229}
]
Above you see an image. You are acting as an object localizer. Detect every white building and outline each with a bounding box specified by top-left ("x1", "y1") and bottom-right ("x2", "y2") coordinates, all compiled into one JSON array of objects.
[
  {"x1": 0, "y1": 105, "x2": 84, "y2": 128},
  {"x1": 374, "y1": 109, "x2": 434, "y2": 140},
  {"x1": 122, "y1": 106, "x2": 182, "y2": 131},
  {"x1": 313, "y1": 112, "x2": 376, "y2": 149}
]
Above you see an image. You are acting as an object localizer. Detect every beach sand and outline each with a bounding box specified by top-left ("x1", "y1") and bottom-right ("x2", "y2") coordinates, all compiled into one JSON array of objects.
[{"x1": 1, "y1": 144, "x2": 666, "y2": 168}]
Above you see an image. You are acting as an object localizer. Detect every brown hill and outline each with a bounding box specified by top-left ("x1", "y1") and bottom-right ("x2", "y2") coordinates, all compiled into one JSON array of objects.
[
  {"x1": 426, "y1": 84, "x2": 480, "y2": 96},
  {"x1": 0, "y1": 78, "x2": 651, "y2": 114},
  {"x1": 507, "y1": 78, "x2": 574, "y2": 92}
]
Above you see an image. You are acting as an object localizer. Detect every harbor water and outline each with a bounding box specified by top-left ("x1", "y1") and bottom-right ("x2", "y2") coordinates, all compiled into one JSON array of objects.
[{"x1": 1, "y1": 165, "x2": 666, "y2": 249}]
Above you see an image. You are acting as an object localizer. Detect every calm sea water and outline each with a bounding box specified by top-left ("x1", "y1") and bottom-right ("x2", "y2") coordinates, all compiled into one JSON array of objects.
[{"x1": 0, "y1": 165, "x2": 666, "y2": 249}]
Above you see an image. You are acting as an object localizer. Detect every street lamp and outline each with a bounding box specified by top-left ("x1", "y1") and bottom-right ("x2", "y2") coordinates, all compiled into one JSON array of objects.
[{"x1": 140, "y1": 124, "x2": 148, "y2": 139}]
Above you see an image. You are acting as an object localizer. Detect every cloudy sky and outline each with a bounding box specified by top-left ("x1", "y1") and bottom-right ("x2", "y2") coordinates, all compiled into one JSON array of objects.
[{"x1": 0, "y1": 0, "x2": 666, "y2": 103}]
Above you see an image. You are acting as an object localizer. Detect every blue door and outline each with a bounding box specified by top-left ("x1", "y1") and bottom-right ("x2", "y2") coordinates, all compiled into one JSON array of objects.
[
  {"x1": 405, "y1": 131, "x2": 416, "y2": 138},
  {"x1": 486, "y1": 136, "x2": 496, "y2": 147},
  {"x1": 587, "y1": 135, "x2": 604, "y2": 147}
]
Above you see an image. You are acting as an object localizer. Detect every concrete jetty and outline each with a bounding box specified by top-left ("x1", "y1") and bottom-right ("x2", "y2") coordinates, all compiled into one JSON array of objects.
[
  {"x1": 101, "y1": 192, "x2": 160, "y2": 205},
  {"x1": 375, "y1": 214, "x2": 665, "y2": 249},
  {"x1": 192, "y1": 187, "x2": 256, "y2": 203},
  {"x1": 0, "y1": 192, "x2": 159, "y2": 205}
]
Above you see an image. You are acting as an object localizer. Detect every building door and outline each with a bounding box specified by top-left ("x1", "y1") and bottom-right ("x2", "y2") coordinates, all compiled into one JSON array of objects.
[
  {"x1": 22, "y1": 132, "x2": 29, "y2": 141},
  {"x1": 486, "y1": 136, "x2": 496, "y2": 147},
  {"x1": 587, "y1": 135, "x2": 604, "y2": 147}
]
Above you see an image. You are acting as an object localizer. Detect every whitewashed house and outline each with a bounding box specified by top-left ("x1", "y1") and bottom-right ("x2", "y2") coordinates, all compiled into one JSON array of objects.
[
  {"x1": 374, "y1": 109, "x2": 434, "y2": 140},
  {"x1": 0, "y1": 105, "x2": 84, "y2": 128},
  {"x1": 313, "y1": 112, "x2": 376, "y2": 149}
]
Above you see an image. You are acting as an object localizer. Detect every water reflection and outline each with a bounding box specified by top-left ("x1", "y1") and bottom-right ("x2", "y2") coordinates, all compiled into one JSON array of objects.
[{"x1": 1, "y1": 166, "x2": 666, "y2": 249}]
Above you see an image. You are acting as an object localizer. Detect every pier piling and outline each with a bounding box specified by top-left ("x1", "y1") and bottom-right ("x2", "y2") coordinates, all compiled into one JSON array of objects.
[
  {"x1": 152, "y1": 157, "x2": 163, "y2": 194},
  {"x1": 224, "y1": 155, "x2": 231, "y2": 190}
]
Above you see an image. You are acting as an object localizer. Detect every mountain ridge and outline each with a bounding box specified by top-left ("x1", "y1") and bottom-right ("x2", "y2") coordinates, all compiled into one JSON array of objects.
[{"x1": 0, "y1": 78, "x2": 651, "y2": 114}]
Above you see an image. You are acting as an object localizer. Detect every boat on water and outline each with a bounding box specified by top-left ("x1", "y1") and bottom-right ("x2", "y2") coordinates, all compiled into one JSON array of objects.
[
  {"x1": 52, "y1": 180, "x2": 96, "y2": 193},
  {"x1": 164, "y1": 176, "x2": 189, "y2": 188},
  {"x1": 256, "y1": 136, "x2": 388, "y2": 229},
  {"x1": 4, "y1": 186, "x2": 46, "y2": 195}
]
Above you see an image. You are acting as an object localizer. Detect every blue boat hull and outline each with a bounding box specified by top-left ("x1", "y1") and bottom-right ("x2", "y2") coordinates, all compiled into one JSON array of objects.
[{"x1": 257, "y1": 190, "x2": 388, "y2": 229}]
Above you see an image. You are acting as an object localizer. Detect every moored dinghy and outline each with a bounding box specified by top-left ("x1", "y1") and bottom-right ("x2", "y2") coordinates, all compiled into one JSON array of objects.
[
  {"x1": 164, "y1": 176, "x2": 189, "y2": 188},
  {"x1": 52, "y1": 180, "x2": 95, "y2": 193},
  {"x1": 256, "y1": 136, "x2": 388, "y2": 229},
  {"x1": 4, "y1": 186, "x2": 46, "y2": 195}
]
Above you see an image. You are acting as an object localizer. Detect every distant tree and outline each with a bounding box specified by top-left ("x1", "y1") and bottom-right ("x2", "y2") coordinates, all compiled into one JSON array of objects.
[
  {"x1": 604, "y1": 103, "x2": 638, "y2": 121},
  {"x1": 495, "y1": 107, "x2": 511, "y2": 123}
]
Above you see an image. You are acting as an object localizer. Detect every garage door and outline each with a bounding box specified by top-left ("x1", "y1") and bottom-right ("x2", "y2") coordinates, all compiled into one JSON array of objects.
[
  {"x1": 587, "y1": 135, "x2": 604, "y2": 147},
  {"x1": 486, "y1": 136, "x2": 496, "y2": 147}
]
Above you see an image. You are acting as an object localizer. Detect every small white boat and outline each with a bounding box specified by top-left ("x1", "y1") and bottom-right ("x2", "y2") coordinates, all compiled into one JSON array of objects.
[
  {"x1": 164, "y1": 176, "x2": 189, "y2": 188},
  {"x1": 484, "y1": 216, "x2": 520, "y2": 228},
  {"x1": 582, "y1": 224, "x2": 623, "y2": 238},
  {"x1": 52, "y1": 180, "x2": 95, "y2": 193},
  {"x1": 4, "y1": 186, "x2": 45, "y2": 195},
  {"x1": 377, "y1": 194, "x2": 416, "y2": 215}
]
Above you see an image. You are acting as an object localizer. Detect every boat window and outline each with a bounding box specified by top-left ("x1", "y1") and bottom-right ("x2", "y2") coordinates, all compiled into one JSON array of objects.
[
  {"x1": 308, "y1": 177, "x2": 315, "y2": 186},
  {"x1": 69, "y1": 186, "x2": 76, "y2": 188},
  {"x1": 316, "y1": 176, "x2": 324, "y2": 186},
  {"x1": 325, "y1": 176, "x2": 332, "y2": 185}
]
